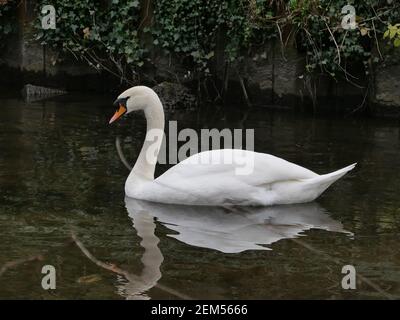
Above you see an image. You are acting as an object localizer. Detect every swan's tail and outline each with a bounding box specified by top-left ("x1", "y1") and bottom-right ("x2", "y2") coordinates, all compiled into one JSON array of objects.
[
  {"x1": 302, "y1": 163, "x2": 357, "y2": 198},
  {"x1": 319, "y1": 163, "x2": 357, "y2": 183}
]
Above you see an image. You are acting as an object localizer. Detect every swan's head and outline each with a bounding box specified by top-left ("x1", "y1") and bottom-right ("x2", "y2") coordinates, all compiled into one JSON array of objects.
[{"x1": 109, "y1": 86, "x2": 155, "y2": 124}]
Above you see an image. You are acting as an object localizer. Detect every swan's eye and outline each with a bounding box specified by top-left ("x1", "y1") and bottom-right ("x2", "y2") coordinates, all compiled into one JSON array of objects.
[
  {"x1": 109, "y1": 97, "x2": 129, "y2": 124},
  {"x1": 113, "y1": 96, "x2": 129, "y2": 108}
]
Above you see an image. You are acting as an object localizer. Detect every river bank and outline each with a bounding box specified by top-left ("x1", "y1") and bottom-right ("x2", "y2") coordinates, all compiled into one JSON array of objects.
[{"x1": 1, "y1": 1, "x2": 399, "y2": 118}]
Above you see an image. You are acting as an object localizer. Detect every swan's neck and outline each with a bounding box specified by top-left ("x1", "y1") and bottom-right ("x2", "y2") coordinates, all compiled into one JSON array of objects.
[{"x1": 129, "y1": 95, "x2": 165, "y2": 182}]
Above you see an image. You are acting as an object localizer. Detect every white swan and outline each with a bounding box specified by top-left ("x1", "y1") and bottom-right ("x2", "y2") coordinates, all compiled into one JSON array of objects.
[{"x1": 110, "y1": 86, "x2": 356, "y2": 206}]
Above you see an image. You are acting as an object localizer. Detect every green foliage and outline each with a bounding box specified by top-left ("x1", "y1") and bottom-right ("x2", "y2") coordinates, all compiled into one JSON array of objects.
[
  {"x1": 151, "y1": 0, "x2": 276, "y2": 72},
  {"x1": 32, "y1": 0, "x2": 400, "y2": 83},
  {"x1": 384, "y1": 23, "x2": 400, "y2": 47},
  {"x1": 292, "y1": 0, "x2": 400, "y2": 78},
  {"x1": 151, "y1": 0, "x2": 225, "y2": 72},
  {"x1": 35, "y1": 0, "x2": 144, "y2": 81},
  {"x1": 151, "y1": 0, "x2": 290, "y2": 76}
]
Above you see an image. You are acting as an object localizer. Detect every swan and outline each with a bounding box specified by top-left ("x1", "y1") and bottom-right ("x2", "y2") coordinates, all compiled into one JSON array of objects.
[{"x1": 110, "y1": 86, "x2": 356, "y2": 206}]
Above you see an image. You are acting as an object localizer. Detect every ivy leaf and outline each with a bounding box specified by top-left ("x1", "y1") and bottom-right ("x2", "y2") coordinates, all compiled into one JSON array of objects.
[
  {"x1": 394, "y1": 38, "x2": 400, "y2": 47},
  {"x1": 82, "y1": 27, "x2": 90, "y2": 39},
  {"x1": 191, "y1": 50, "x2": 200, "y2": 59},
  {"x1": 383, "y1": 30, "x2": 390, "y2": 39},
  {"x1": 388, "y1": 25, "x2": 398, "y2": 39},
  {"x1": 360, "y1": 28, "x2": 368, "y2": 37},
  {"x1": 205, "y1": 51, "x2": 214, "y2": 60}
]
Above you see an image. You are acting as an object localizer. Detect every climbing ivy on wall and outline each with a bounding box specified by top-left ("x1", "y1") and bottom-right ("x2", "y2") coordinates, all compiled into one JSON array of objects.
[
  {"x1": 291, "y1": 0, "x2": 400, "y2": 78},
  {"x1": 151, "y1": 0, "x2": 267, "y2": 72},
  {"x1": 151, "y1": 0, "x2": 400, "y2": 79},
  {"x1": 35, "y1": 0, "x2": 144, "y2": 83},
  {"x1": 384, "y1": 23, "x2": 400, "y2": 47},
  {"x1": 32, "y1": 0, "x2": 400, "y2": 83}
]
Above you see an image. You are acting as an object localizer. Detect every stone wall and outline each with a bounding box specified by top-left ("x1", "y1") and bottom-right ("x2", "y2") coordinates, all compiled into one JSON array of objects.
[
  {"x1": 214, "y1": 39, "x2": 372, "y2": 113},
  {"x1": 374, "y1": 48, "x2": 400, "y2": 110},
  {"x1": 0, "y1": 0, "x2": 112, "y2": 92}
]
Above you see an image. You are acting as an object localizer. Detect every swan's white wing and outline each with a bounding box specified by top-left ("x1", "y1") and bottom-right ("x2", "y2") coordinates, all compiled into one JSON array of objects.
[
  {"x1": 134, "y1": 149, "x2": 319, "y2": 205},
  {"x1": 160, "y1": 149, "x2": 317, "y2": 184}
]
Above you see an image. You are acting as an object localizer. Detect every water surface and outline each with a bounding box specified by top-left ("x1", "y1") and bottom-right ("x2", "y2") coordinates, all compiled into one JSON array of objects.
[{"x1": 0, "y1": 94, "x2": 399, "y2": 299}]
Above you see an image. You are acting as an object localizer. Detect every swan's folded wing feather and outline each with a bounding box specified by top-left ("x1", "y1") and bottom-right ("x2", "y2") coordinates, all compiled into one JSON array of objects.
[
  {"x1": 156, "y1": 149, "x2": 318, "y2": 186},
  {"x1": 142, "y1": 149, "x2": 319, "y2": 205}
]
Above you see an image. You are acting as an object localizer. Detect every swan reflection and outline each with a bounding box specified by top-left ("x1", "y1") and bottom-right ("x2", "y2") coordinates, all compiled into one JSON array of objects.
[
  {"x1": 116, "y1": 212, "x2": 163, "y2": 299},
  {"x1": 125, "y1": 198, "x2": 351, "y2": 254},
  {"x1": 110, "y1": 199, "x2": 350, "y2": 299}
]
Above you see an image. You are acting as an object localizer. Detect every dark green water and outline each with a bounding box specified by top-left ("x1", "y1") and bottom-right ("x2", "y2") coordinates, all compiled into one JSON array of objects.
[{"x1": 0, "y1": 94, "x2": 399, "y2": 299}]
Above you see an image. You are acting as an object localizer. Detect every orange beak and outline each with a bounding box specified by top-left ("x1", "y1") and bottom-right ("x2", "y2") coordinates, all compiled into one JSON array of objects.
[{"x1": 109, "y1": 104, "x2": 127, "y2": 124}]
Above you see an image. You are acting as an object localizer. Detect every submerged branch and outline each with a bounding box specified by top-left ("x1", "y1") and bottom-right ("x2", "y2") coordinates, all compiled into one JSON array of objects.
[
  {"x1": 116, "y1": 136, "x2": 133, "y2": 171},
  {"x1": 0, "y1": 255, "x2": 44, "y2": 277},
  {"x1": 71, "y1": 231, "x2": 192, "y2": 300}
]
